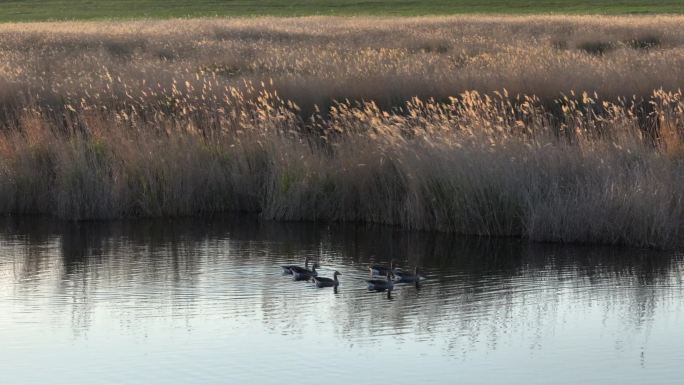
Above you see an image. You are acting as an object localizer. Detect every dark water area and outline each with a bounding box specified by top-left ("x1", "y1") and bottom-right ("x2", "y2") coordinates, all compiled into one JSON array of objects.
[{"x1": 0, "y1": 216, "x2": 682, "y2": 385}]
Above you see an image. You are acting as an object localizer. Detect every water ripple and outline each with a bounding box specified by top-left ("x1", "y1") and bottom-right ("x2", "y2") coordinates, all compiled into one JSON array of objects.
[{"x1": 0, "y1": 218, "x2": 682, "y2": 385}]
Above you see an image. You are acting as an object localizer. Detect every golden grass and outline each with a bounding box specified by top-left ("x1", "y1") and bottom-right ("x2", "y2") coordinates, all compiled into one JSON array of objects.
[{"x1": 0, "y1": 16, "x2": 682, "y2": 249}]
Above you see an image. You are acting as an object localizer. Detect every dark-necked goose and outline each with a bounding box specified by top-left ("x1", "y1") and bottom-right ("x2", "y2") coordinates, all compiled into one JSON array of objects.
[
  {"x1": 366, "y1": 272, "x2": 394, "y2": 292},
  {"x1": 394, "y1": 267, "x2": 424, "y2": 283},
  {"x1": 369, "y1": 259, "x2": 398, "y2": 277},
  {"x1": 291, "y1": 262, "x2": 319, "y2": 281},
  {"x1": 282, "y1": 256, "x2": 310, "y2": 275},
  {"x1": 313, "y1": 271, "x2": 341, "y2": 288}
]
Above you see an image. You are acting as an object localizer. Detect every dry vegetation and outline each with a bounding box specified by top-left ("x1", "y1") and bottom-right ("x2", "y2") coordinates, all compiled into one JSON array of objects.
[{"x1": 0, "y1": 16, "x2": 682, "y2": 248}]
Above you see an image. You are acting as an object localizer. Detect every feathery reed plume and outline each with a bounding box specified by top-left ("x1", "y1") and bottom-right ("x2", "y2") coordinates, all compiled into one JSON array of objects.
[{"x1": 0, "y1": 16, "x2": 682, "y2": 249}]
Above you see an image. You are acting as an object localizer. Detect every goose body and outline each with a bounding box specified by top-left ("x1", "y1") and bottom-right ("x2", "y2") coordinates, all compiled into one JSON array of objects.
[
  {"x1": 367, "y1": 272, "x2": 394, "y2": 291},
  {"x1": 394, "y1": 267, "x2": 423, "y2": 283},
  {"x1": 313, "y1": 271, "x2": 341, "y2": 288},
  {"x1": 282, "y1": 257, "x2": 310, "y2": 275},
  {"x1": 292, "y1": 263, "x2": 319, "y2": 281},
  {"x1": 369, "y1": 260, "x2": 398, "y2": 277}
]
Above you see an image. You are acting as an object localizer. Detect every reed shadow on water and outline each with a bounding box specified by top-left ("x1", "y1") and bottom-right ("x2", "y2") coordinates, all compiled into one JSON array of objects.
[{"x1": 0, "y1": 216, "x2": 682, "y2": 385}]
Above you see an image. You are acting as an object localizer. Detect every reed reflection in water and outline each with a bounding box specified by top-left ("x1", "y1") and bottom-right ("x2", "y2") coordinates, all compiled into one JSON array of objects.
[{"x1": 0, "y1": 217, "x2": 682, "y2": 385}]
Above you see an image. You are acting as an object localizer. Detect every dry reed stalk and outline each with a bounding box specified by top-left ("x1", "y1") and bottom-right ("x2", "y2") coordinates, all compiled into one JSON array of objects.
[{"x1": 0, "y1": 16, "x2": 682, "y2": 249}]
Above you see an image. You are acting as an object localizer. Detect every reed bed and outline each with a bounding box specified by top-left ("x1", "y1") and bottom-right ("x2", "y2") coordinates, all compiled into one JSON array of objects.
[{"x1": 0, "y1": 16, "x2": 683, "y2": 249}]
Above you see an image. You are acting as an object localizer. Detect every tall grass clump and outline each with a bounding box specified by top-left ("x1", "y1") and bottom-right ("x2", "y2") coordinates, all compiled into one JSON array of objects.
[
  {"x1": 0, "y1": 85, "x2": 682, "y2": 249},
  {"x1": 0, "y1": 16, "x2": 683, "y2": 249}
]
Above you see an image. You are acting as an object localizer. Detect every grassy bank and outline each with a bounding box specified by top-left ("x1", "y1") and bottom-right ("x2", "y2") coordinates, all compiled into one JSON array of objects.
[
  {"x1": 0, "y1": 17, "x2": 682, "y2": 249},
  {"x1": 2, "y1": 87, "x2": 682, "y2": 249},
  {"x1": 0, "y1": 0, "x2": 683, "y2": 22}
]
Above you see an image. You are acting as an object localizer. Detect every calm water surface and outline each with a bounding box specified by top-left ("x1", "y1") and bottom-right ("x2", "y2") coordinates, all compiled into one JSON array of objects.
[{"x1": 0, "y1": 217, "x2": 682, "y2": 385}]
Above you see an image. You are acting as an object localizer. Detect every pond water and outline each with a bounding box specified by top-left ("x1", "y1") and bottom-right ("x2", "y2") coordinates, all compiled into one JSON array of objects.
[{"x1": 0, "y1": 217, "x2": 682, "y2": 385}]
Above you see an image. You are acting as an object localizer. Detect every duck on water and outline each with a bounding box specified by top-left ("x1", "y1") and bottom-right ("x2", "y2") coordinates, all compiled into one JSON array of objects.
[
  {"x1": 367, "y1": 272, "x2": 394, "y2": 292},
  {"x1": 369, "y1": 259, "x2": 399, "y2": 277},
  {"x1": 291, "y1": 262, "x2": 320, "y2": 281},
  {"x1": 394, "y1": 267, "x2": 424, "y2": 283},
  {"x1": 281, "y1": 256, "x2": 311, "y2": 275},
  {"x1": 313, "y1": 271, "x2": 341, "y2": 288}
]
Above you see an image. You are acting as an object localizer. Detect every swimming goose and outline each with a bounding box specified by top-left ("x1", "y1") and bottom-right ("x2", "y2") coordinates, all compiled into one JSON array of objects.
[
  {"x1": 292, "y1": 262, "x2": 319, "y2": 281},
  {"x1": 394, "y1": 267, "x2": 423, "y2": 283},
  {"x1": 282, "y1": 256, "x2": 310, "y2": 275},
  {"x1": 369, "y1": 259, "x2": 398, "y2": 277},
  {"x1": 313, "y1": 271, "x2": 341, "y2": 288},
  {"x1": 366, "y1": 272, "x2": 394, "y2": 292}
]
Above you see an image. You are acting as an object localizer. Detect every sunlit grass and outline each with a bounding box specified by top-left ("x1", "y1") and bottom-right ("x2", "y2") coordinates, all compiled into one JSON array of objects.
[{"x1": 0, "y1": 16, "x2": 682, "y2": 249}]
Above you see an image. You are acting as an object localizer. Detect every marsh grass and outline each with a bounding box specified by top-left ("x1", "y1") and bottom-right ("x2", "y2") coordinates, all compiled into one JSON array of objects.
[
  {"x1": 0, "y1": 16, "x2": 683, "y2": 249},
  {"x1": 577, "y1": 41, "x2": 615, "y2": 55}
]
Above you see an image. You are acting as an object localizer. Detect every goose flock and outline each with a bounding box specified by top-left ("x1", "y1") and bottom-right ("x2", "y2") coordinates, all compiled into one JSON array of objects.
[{"x1": 281, "y1": 257, "x2": 424, "y2": 292}]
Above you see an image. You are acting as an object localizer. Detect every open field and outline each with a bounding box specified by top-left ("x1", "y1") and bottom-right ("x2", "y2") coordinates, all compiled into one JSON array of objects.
[
  {"x1": 0, "y1": 16, "x2": 683, "y2": 248},
  {"x1": 0, "y1": 0, "x2": 683, "y2": 22}
]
